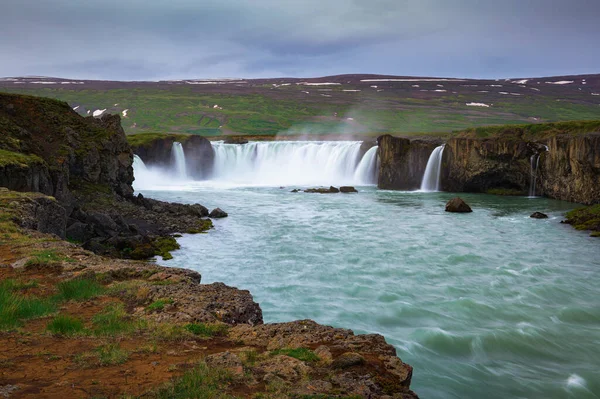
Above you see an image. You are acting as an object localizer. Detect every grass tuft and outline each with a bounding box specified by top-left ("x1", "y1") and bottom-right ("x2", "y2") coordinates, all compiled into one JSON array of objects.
[
  {"x1": 55, "y1": 278, "x2": 105, "y2": 301},
  {"x1": 270, "y1": 347, "x2": 320, "y2": 362},
  {"x1": 0, "y1": 280, "x2": 56, "y2": 330},
  {"x1": 46, "y1": 314, "x2": 85, "y2": 336},
  {"x1": 184, "y1": 322, "x2": 229, "y2": 337},
  {"x1": 150, "y1": 362, "x2": 234, "y2": 399},
  {"x1": 146, "y1": 298, "x2": 174, "y2": 312},
  {"x1": 92, "y1": 303, "x2": 141, "y2": 336},
  {"x1": 96, "y1": 343, "x2": 129, "y2": 366}
]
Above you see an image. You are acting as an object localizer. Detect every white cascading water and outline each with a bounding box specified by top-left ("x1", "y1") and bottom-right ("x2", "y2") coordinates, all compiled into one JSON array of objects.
[
  {"x1": 529, "y1": 145, "x2": 549, "y2": 197},
  {"x1": 211, "y1": 141, "x2": 377, "y2": 186},
  {"x1": 420, "y1": 145, "x2": 445, "y2": 191},
  {"x1": 354, "y1": 146, "x2": 379, "y2": 185},
  {"x1": 172, "y1": 142, "x2": 187, "y2": 179},
  {"x1": 132, "y1": 154, "x2": 147, "y2": 172}
]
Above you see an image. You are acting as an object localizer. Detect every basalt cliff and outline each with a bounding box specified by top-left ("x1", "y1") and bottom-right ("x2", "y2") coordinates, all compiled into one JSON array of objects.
[{"x1": 377, "y1": 122, "x2": 600, "y2": 206}]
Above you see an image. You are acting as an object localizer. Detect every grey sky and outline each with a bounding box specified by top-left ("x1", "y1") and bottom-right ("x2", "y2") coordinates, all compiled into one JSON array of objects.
[{"x1": 2, "y1": 0, "x2": 599, "y2": 80}]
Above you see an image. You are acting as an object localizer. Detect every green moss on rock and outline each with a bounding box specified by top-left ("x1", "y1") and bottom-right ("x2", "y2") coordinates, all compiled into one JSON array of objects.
[
  {"x1": 0, "y1": 149, "x2": 45, "y2": 168},
  {"x1": 565, "y1": 204, "x2": 600, "y2": 236}
]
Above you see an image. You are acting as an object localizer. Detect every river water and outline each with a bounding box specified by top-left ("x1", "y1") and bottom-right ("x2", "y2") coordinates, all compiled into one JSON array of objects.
[{"x1": 133, "y1": 143, "x2": 600, "y2": 399}]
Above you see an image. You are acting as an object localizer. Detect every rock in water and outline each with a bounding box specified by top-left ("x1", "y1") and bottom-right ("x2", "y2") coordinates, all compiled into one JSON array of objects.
[
  {"x1": 445, "y1": 197, "x2": 473, "y2": 213},
  {"x1": 340, "y1": 186, "x2": 358, "y2": 193},
  {"x1": 304, "y1": 186, "x2": 340, "y2": 194},
  {"x1": 210, "y1": 208, "x2": 228, "y2": 218},
  {"x1": 530, "y1": 212, "x2": 549, "y2": 219}
]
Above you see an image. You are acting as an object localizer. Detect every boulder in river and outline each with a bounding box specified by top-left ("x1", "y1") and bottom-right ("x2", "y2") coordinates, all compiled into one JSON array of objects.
[
  {"x1": 209, "y1": 208, "x2": 228, "y2": 218},
  {"x1": 445, "y1": 197, "x2": 473, "y2": 213},
  {"x1": 530, "y1": 212, "x2": 549, "y2": 219},
  {"x1": 340, "y1": 186, "x2": 358, "y2": 193},
  {"x1": 304, "y1": 186, "x2": 340, "y2": 194}
]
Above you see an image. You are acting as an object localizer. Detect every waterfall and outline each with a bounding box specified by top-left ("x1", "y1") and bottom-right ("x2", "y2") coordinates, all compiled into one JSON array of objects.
[
  {"x1": 420, "y1": 145, "x2": 445, "y2": 192},
  {"x1": 172, "y1": 142, "x2": 187, "y2": 179},
  {"x1": 529, "y1": 145, "x2": 549, "y2": 197},
  {"x1": 132, "y1": 155, "x2": 147, "y2": 172},
  {"x1": 211, "y1": 141, "x2": 376, "y2": 186},
  {"x1": 354, "y1": 146, "x2": 379, "y2": 185}
]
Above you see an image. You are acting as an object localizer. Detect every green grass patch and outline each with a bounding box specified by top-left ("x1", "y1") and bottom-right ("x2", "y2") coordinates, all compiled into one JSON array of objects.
[
  {"x1": 0, "y1": 279, "x2": 56, "y2": 330},
  {"x1": 25, "y1": 249, "x2": 74, "y2": 267},
  {"x1": 457, "y1": 120, "x2": 600, "y2": 139},
  {"x1": 46, "y1": 314, "x2": 85, "y2": 336},
  {"x1": 146, "y1": 298, "x2": 174, "y2": 312},
  {"x1": 184, "y1": 322, "x2": 229, "y2": 337},
  {"x1": 92, "y1": 303, "x2": 141, "y2": 336},
  {"x1": 150, "y1": 362, "x2": 234, "y2": 399},
  {"x1": 270, "y1": 347, "x2": 320, "y2": 362},
  {"x1": 55, "y1": 278, "x2": 105, "y2": 301}
]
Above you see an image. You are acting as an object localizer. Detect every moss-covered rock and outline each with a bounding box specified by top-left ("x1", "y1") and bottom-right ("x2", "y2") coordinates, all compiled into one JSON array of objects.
[{"x1": 564, "y1": 205, "x2": 600, "y2": 236}]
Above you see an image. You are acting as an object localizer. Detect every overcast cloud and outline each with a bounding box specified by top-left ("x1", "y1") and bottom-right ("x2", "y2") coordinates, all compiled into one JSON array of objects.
[{"x1": 1, "y1": 0, "x2": 599, "y2": 80}]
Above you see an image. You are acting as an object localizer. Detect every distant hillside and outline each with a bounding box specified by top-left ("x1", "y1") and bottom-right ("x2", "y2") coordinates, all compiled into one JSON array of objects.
[{"x1": 1, "y1": 74, "x2": 599, "y2": 136}]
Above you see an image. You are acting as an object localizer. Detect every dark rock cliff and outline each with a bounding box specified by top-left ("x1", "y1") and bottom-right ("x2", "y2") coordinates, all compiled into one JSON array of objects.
[
  {"x1": 130, "y1": 134, "x2": 215, "y2": 179},
  {"x1": 441, "y1": 134, "x2": 600, "y2": 204},
  {"x1": 377, "y1": 130, "x2": 600, "y2": 204},
  {"x1": 0, "y1": 93, "x2": 134, "y2": 203},
  {"x1": 377, "y1": 135, "x2": 442, "y2": 190},
  {"x1": 539, "y1": 133, "x2": 600, "y2": 204},
  {"x1": 441, "y1": 137, "x2": 538, "y2": 194}
]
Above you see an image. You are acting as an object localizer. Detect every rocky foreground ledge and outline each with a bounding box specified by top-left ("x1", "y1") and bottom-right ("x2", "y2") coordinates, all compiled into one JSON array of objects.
[{"x1": 0, "y1": 189, "x2": 417, "y2": 399}]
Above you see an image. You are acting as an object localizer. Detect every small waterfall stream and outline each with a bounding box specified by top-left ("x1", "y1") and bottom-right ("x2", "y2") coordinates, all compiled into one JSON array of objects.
[
  {"x1": 132, "y1": 155, "x2": 147, "y2": 172},
  {"x1": 420, "y1": 145, "x2": 445, "y2": 191},
  {"x1": 529, "y1": 145, "x2": 549, "y2": 197},
  {"x1": 172, "y1": 142, "x2": 187, "y2": 179},
  {"x1": 353, "y1": 146, "x2": 379, "y2": 185}
]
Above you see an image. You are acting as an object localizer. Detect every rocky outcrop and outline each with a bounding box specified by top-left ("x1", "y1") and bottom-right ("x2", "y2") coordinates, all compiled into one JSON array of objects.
[
  {"x1": 0, "y1": 94, "x2": 133, "y2": 203},
  {"x1": 377, "y1": 135, "x2": 442, "y2": 190},
  {"x1": 130, "y1": 134, "x2": 215, "y2": 179},
  {"x1": 539, "y1": 134, "x2": 600, "y2": 204}
]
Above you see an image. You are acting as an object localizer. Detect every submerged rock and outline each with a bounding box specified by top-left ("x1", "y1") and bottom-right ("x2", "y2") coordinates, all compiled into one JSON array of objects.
[
  {"x1": 209, "y1": 208, "x2": 228, "y2": 218},
  {"x1": 304, "y1": 186, "x2": 340, "y2": 194},
  {"x1": 530, "y1": 212, "x2": 549, "y2": 219},
  {"x1": 340, "y1": 186, "x2": 358, "y2": 193},
  {"x1": 445, "y1": 197, "x2": 473, "y2": 213}
]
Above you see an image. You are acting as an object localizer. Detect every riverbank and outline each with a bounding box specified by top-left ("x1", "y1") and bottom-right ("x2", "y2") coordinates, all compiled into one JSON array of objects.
[{"x1": 0, "y1": 189, "x2": 417, "y2": 398}]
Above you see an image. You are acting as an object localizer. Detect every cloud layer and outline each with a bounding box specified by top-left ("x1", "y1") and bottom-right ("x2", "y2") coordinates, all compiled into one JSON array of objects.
[{"x1": 2, "y1": 0, "x2": 599, "y2": 80}]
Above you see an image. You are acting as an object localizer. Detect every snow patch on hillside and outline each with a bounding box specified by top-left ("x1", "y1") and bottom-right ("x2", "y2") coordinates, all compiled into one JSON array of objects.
[{"x1": 466, "y1": 102, "x2": 490, "y2": 107}]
